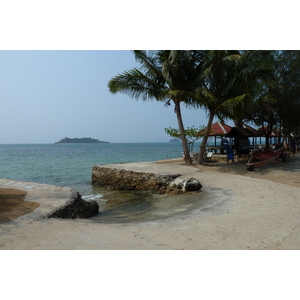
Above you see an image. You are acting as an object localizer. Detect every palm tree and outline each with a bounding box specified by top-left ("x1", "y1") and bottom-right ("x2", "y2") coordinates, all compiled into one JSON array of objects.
[
  {"x1": 194, "y1": 50, "x2": 274, "y2": 164},
  {"x1": 161, "y1": 50, "x2": 205, "y2": 164},
  {"x1": 194, "y1": 50, "x2": 242, "y2": 164},
  {"x1": 244, "y1": 50, "x2": 300, "y2": 150},
  {"x1": 273, "y1": 50, "x2": 300, "y2": 146},
  {"x1": 108, "y1": 50, "x2": 204, "y2": 165},
  {"x1": 217, "y1": 50, "x2": 274, "y2": 128}
]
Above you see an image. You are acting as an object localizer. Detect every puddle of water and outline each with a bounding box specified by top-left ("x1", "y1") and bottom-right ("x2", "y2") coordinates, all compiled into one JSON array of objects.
[{"x1": 83, "y1": 186, "x2": 229, "y2": 224}]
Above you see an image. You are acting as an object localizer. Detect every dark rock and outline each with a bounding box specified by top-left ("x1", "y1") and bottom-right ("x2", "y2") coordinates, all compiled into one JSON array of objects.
[
  {"x1": 76, "y1": 200, "x2": 99, "y2": 218},
  {"x1": 177, "y1": 181, "x2": 184, "y2": 190},
  {"x1": 185, "y1": 178, "x2": 202, "y2": 192},
  {"x1": 48, "y1": 190, "x2": 99, "y2": 219}
]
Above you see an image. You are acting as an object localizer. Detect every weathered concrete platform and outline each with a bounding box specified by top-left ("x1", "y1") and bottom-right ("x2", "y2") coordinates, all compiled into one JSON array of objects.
[
  {"x1": 92, "y1": 160, "x2": 203, "y2": 193},
  {"x1": 0, "y1": 178, "x2": 74, "y2": 227}
]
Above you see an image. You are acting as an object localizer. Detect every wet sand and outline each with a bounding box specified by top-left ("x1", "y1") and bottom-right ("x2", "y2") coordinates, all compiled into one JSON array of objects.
[
  {"x1": 0, "y1": 152, "x2": 300, "y2": 250},
  {"x1": 0, "y1": 188, "x2": 39, "y2": 223}
]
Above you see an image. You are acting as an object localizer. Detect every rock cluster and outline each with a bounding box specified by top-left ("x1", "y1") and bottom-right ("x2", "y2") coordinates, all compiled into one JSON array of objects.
[
  {"x1": 171, "y1": 177, "x2": 203, "y2": 192},
  {"x1": 92, "y1": 166, "x2": 181, "y2": 193},
  {"x1": 48, "y1": 190, "x2": 99, "y2": 219},
  {"x1": 92, "y1": 166, "x2": 202, "y2": 194}
]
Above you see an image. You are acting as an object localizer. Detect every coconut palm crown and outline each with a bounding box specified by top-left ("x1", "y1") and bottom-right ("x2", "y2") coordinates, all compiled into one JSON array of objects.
[{"x1": 108, "y1": 50, "x2": 204, "y2": 165}]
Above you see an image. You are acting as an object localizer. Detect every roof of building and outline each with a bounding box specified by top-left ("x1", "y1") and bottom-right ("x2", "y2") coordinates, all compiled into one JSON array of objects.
[{"x1": 197, "y1": 121, "x2": 232, "y2": 136}]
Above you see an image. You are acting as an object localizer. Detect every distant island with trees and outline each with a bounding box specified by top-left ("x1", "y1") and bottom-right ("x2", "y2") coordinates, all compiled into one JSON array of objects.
[
  {"x1": 169, "y1": 138, "x2": 180, "y2": 143},
  {"x1": 55, "y1": 137, "x2": 109, "y2": 144}
]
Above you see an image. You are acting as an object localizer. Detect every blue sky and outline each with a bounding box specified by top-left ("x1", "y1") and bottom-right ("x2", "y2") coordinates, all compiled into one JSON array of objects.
[
  {"x1": 0, "y1": 2, "x2": 296, "y2": 144},
  {"x1": 0, "y1": 50, "x2": 212, "y2": 143}
]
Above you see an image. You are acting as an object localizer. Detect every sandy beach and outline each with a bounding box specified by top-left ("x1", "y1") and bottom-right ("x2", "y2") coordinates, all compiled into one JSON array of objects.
[{"x1": 1, "y1": 152, "x2": 300, "y2": 250}]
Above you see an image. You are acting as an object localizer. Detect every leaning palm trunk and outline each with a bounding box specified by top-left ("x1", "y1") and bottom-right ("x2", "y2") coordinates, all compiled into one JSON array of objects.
[
  {"x1": 174, "y1": 100, "x2": 192, "y2": 165},
  {"x1": 197, "y1": 113, "x2": 214, "y2": 164}
]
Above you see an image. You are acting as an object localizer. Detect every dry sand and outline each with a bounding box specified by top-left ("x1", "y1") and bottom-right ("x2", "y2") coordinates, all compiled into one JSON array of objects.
[{"x1": 1, "y1": 152, "x2": 300, "y2": 250}]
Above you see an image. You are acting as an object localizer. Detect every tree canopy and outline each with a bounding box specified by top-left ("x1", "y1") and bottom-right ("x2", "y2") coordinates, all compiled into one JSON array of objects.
[
  {"x1": 109, "y1": 50, "x2": 206, "y2": 165},
  {"x1": 108, "y1": 50, "x2": 300, "y2": 165}
]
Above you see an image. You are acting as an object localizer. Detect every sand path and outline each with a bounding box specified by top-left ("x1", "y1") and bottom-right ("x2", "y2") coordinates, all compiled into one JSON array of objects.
[{"x1": 0, "y1": 154, "x2": 300, "y2": 250}]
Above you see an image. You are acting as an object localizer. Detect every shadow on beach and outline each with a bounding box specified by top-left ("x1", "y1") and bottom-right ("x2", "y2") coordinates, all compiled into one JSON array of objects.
[
  {"x1": 0, "y1": 188, "x2": 39, "y2": 223},
  {"x1": 197, "y1": 152, "x2": 300, "y2": 187}
]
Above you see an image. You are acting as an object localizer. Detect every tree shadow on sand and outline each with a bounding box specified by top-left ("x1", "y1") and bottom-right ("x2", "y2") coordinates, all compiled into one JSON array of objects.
[{"x1": 197, "y1": 153, "x2": 300, "y2": 187}]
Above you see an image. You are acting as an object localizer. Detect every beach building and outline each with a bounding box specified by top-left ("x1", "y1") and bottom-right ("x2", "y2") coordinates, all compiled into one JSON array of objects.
[
  {"x1": 197, "y1": 121, "x2": 233, "y2": 153},
  {"x1": 197, "y1": 121, "x2": 287, "y2": 162},
  {"x1": 257, "y1": 126, "x2": 280, "y2": 146},
  {"x1": 226, "y1": 126, "x2": 256, "y2": 155}
]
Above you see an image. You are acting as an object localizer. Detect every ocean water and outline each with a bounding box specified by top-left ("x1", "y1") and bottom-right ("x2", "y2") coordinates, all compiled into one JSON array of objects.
[
  {"x1": 0, "y1": 142, "x2": 227, "y2": 222},
  {"x1": 0, "y1": 143, "x2": 187, "y2": 194}
]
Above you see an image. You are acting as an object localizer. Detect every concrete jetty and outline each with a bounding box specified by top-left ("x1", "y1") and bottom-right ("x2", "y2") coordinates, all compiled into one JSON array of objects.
[
  {"x1": 0, "y1": 178, "x2": 74, "y2": 226},
  {"x1": 92, "y1": 159, "x2": 203, "y2": 193}
]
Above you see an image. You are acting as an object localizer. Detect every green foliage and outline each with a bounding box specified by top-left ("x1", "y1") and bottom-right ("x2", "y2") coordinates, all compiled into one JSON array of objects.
[
  {"x1": 273, "y1": 50, "x2": 300, "y2": 137},
  {"x1": 164, "y1": 127, "x2": 181, "y2": 139},
  {"x1": 199, "y1": 50, "x2": 274, "y2": 125},
  {"x1": 108, "y1": 51, "x2": 167, "y2": 102},
  {"x1": 192, "y1": 50, "x2": 275, "y2": 163},
  {"x1": 108, "y1": 50, "x2": 300, "y2": 162},
  {"x1": 165, "y1": 125, "x2": 206, "y2": 144},
  {"x1": 108, "y1": 50, "x2": 207, "y2": 165},
  {"x1": 247, "y1": 50, "x2": 300, "y2": 142}
]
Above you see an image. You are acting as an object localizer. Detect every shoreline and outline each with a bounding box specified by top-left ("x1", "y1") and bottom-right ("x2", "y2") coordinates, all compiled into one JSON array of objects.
[{"x1": 1, "y1": 152, "x2": 300, "y2": 249}]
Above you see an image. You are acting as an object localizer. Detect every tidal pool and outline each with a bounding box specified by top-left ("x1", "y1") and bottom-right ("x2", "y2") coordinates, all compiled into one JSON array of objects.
[{"x1": 82, "y1": 186, "x2": 229, "y2": 223}]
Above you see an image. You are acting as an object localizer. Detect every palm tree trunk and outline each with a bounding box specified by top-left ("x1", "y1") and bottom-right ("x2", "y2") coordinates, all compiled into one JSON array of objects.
[
  {"x1": 174, "y1": 100, "x2": 192, "y2": 165},
  {"x1": 265, "y1": 134, "x2": 270, "y2": 150},
  {"x1": 198, "y1": 112, "x2": 214, "y2": 164},
  {"x1": 278, "y1": 119, "x2": 282, "y2": 144}
]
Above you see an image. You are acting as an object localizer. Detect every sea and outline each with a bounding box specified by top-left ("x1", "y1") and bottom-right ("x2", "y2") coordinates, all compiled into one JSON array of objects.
[
  {"x1": 0, "y1": 142, "x2": 224, "y2": 222},
  {"x1": 0, "y1": 142, "x2": 189, "y2": 193}
]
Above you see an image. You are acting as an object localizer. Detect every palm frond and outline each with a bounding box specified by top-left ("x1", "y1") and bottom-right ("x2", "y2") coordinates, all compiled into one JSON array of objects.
[
  {"x1": 194, "y1": 87, "x2": 219, "y2": 109},
  {"x1": 133, "y1": 50, "x2": 164, "y2": 83},
  {"x1": 223, "y1": 53, "x2": 242, "y2": 62},
  {"x1": 108, "y1": 68, "x2": 166, "y2": 101}
]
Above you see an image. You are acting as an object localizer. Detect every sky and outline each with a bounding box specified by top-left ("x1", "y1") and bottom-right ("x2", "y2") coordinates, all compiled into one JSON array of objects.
[
  {"x1": 1, "y1": 2, "x2": 297, "y2": 144},
  {"x1": 0, "y1": 50, "x2": 213, "y2": 144}
]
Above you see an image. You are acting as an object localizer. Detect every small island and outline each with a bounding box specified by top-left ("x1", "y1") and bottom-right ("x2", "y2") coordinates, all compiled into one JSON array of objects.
[
  {"x1": 169, "y1": 138, "x2": 180, "y2": 143},
  {"x1": 55, "y1": 137, "x2": 109, "y2": 144}
]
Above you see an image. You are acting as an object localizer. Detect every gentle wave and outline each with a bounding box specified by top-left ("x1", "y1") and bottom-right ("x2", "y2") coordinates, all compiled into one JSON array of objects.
[{"x1": 82, "y1": 194, "x2": 104, "y2": 201}]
